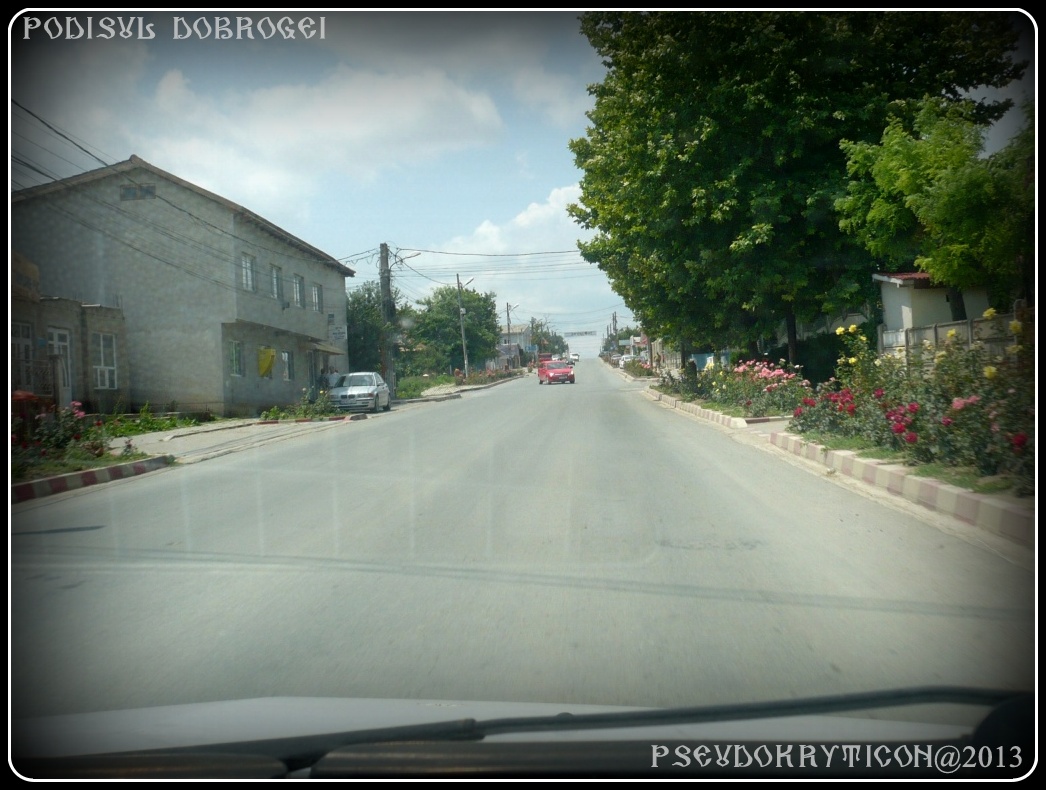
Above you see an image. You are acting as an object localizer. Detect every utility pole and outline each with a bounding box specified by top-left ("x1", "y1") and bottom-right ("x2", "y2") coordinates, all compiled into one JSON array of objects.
[
  {"x1": 456, "y1": 273, "x2": 470, "y2": 379},
  {"x1": 379, "y1": 243, "x2": 396, "y2": 395}
]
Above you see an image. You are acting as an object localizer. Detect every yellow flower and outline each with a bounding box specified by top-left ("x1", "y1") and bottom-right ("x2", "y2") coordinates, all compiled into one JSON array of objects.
[
  {"x1": 935, "y1": 352, "x2": 946, "y2": 362},
  {"x1": 848, "y1": 357, "x2": 857, "y2": 365},
  {"x1": 837, "y1": 358, "x2": 846, "y2": 365},
  {"x1": 946, "y1": 329, "x2": 958, "y2": 340},
  {"x1": 1007, "y1": 345, "x2": 1022, "y2": 355},
  {"x1": 983, "y1": 366, "x2": 998, "y2": 380},
  {"x1": 873, "y1": 359, "x2": 882, "y2": 367},
  {"x1": 1009, "y1": 320, "x2": 1022, "y2": 335},
  {"x1": 848, "y1": 324, "x2": 858, "y2": 334},
  {"x1": 835, "y1": 326, "x2": 845, "y2": 336},
  {"x1": 859, "y1": 335, "x2": 867, "y2": 343},
  {"x1": 982, "y1": 307, "x2": 997, "y2": 319}
]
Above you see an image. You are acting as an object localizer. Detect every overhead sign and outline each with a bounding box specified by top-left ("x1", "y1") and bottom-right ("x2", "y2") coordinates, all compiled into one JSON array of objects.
[{"x1": 563, "y1": 331, "x2": 597, "y2": 337}]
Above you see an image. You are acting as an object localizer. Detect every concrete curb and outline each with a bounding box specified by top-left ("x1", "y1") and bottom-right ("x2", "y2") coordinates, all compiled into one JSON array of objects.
[
  {"x1": 769, "y1": 432, "x2": 1034, "y2": 548},
  {"x1": 12, "y1": 455, "x2": 175, "y2": 504},
  {"x1": 647, "y1": 389, "x2": 748, "y2": 428},
  {"x1": 646, "y1": 390, "x2": 1034, "y2": 548}
]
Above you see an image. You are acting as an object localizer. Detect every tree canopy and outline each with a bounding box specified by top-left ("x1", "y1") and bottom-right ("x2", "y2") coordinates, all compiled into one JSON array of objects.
[
  {"x1": 401, "y1": 285, "x2": 501, "y2": 375},
  {"x1": 345, "y1": 281, "x2": 400, "y2": 373},
  {"x1": 837, "y1": 98, "x2": 1034, "y2": 308},
  {"x1": 569, "y1": 11, "x2": 1027, "y2": 356}
]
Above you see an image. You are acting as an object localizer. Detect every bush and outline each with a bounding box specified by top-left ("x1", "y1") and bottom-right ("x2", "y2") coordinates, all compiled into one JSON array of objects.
[
  {"x1": 789, "y1": 316, "x2": 1033, "y2": 495},
  {"x1": 12, "y1": 400, "x2": 114, "y2": 481}
]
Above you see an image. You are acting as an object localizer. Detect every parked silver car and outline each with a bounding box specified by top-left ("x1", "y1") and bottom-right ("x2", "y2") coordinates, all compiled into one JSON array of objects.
[{"x1": 329, "y1": 372, "x2": 391, "y2": 413}]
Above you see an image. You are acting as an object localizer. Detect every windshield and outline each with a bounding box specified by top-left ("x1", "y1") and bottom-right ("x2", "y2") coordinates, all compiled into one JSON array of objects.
[
  {"x1": 337, "y1": 374, "x2": 375, "y2": 388},
  {"x1": 9, "y1": 10, "x2": 1035, "y2": 780}
]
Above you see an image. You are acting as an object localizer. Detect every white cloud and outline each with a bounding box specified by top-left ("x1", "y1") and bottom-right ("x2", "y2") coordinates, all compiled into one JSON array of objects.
[{"x1": 512, "y1": 66, "x2": 593, "y2": 127}]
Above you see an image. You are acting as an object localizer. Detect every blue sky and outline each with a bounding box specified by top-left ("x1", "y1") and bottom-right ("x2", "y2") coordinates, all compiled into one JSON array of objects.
[
  {"x1": 9, "y1": 11, "x2": 1035, "y2": 357},
  {"x1": 10, "y1": 11, "x2": 633, "y2": 356}
]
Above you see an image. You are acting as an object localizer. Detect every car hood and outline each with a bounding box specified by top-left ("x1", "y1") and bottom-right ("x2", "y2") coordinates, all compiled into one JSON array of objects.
[{"x1": 331, "y1": 385, "x2": 377, "y2": 395}]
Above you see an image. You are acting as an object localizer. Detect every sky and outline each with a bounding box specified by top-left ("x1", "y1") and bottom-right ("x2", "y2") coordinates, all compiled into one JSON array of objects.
[
  {"x1": 8, "y1": 11, "x2": 1036, "y2": 358},
  {"x1": 9, "y1": 10, "x2": 636, "y2": 357}
]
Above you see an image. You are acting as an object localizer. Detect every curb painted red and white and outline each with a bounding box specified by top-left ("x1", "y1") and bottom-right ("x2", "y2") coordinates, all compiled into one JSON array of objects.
[
  {"x1": 768, "y1": 432, "x2": 1034, "y2": 548},
  {"x1": 13, "y1": 456, "x2": 175, "y2": 504},
  {"x1": 647, "y1": 389, "x2": 1034, "y2": 549}
]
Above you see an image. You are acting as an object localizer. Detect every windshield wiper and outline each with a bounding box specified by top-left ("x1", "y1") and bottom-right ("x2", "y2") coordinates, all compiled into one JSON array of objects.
[{"x1": 17, "y1": 686, "x2": 1032, "y2": 779}]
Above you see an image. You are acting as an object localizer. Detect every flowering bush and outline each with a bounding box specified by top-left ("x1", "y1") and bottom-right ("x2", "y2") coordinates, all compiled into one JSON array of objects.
[
  {"x1": 790, "y1": 311, "x2": 1034, "y2": 494},
  {"x1": 11, "y1": 401, "x2": 112, "y2": 479}
]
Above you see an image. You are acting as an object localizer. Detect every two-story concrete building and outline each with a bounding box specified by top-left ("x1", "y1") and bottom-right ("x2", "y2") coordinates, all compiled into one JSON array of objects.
[{"x1": 12, "y1": 155, "x2": 354, "y2": 416}]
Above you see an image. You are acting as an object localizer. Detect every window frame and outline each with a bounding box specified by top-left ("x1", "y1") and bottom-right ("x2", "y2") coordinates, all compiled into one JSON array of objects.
[
  {"x1": 270, "y1": 265, "x2": 283, "y2": 301},
  {"x1": 231, "y1": 340, "x2": 244, "y2": 377},
  {"x1": 91, "y1": 332, "x2": 118, "y2": 390},
  {"x1": 241, "y1": 254, "x2": 257, "y2": 292}
]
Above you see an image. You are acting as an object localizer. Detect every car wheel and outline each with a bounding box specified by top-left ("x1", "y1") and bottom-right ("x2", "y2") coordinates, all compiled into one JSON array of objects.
[
  {"x1": 383, "y1": 395, "x2": 391, "y2": 411},
  {"x1": 371, "y1": 397, "x2": 380, "y2": 413}
]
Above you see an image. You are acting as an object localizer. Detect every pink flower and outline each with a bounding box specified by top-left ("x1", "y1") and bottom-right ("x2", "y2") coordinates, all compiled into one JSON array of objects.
[
  {"x1": 846, "y1": 403, "x2": 856, "y2": 415},
  {"x1": 874, "y1": 388, "x2": 884, "y2": 399},
  {"x1": 794, "y1": 407, "x2": 804, "y2": 417},
  {"x1": 904, "y1": 432, "x2": 918, "y2": 444},
  {"x1": 907, "y1": 402, "x2": 919, "y2": 414},
  {"x1": 892, "y1": 422, "x2": 906, "y2": 434},
  {"x1": 951, "y1": 398, "x2": 965, "y2": 410},
  {"x1": 1012, "y1": 433, "x2": 1028, "y2": 450},
  {"x1": 940, "y1": 417, "x2": 953, "y2": 427}
]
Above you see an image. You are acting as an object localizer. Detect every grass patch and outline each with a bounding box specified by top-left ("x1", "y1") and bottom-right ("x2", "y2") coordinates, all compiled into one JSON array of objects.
[
  {"x1": 396, "y1": 374, "x2": 456, "y2": 399},
  {"x1": 14, "y1": 449, "x2": 153, "y2": 483},
  {"x1": 907, "y1": 464, "x2": 1016, "y2": 494}
]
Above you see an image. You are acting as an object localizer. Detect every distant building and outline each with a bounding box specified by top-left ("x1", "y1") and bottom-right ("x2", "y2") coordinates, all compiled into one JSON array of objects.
[{"x1": 12, "y1": 155, "x2": 354, "y2": 416}]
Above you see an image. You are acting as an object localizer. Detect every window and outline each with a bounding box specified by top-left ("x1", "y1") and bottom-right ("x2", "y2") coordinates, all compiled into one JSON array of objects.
[
  {"x1": 91, "y1": 332, "x2": 117, "y2": 389},
  {"x1": 119, "y1": 184, "x2": 156, "y2": 200},
  {"x1": 12, "y1": 321, "x2": 33, "y2": 390},
  {"x1": 230, "y1": 341, "x2": 244, "y2": 377},
  {"x1": 293, "y1": 275, "x2": 305, "y2": 307},
  {"x1": 270, "y1": 265, "x2": 283, "y2": 301},
  {"x1": 311, "y1": 284, "x2": 323, "y2": 313},
  {"x1": 257, "y1": 346, "x2": 275, "y2": 379},
  {"x1": 241, "y1": 254, "x2": 256, "y2": 291},
  {"x1": 282, "y1": 351, "x2": 294, "y2": 381}
]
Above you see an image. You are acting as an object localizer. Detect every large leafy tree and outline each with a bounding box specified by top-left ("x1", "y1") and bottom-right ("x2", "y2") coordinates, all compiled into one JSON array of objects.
[
  {"x1": 569, "y1": 11, "x2": 1026, "y2": 359},
  {"x1": 404, "y1": 286, "x2": 501, "y2": 374},
  {"x1": 345, "y1": 281, "x2": 403, "y2": 372},
  {"x1": 837, "y1": 98, "x2": 1034, "y2": 312}
]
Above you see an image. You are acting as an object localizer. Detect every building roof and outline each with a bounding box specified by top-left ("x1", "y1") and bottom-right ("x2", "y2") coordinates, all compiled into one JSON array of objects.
[
  {"x1": 873, "y1": 272, "x2": 936, "y2": 288},
  {"x1": 12, "y1": 155, "x2": 354, "y2": 278}
]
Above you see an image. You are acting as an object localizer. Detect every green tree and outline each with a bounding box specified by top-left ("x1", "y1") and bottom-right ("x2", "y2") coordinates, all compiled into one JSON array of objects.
[
  {"x1": 837, "y1": 99, "x2": 1034, "y2": 310},
  {"x1": 345, "y1": 281, "x2": 399, "y2": 373},
  {"x1": 404, "y1": 286, "x2": 501, "y2": 374},
  {"x1": 569, "y1": 12, "x2": 1026, "y2": 360}
]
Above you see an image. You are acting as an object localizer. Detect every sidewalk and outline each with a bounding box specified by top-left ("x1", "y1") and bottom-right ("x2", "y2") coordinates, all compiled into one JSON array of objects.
[{"x1": 644, "y1": 387, "x2": 1034, "y2": 550}]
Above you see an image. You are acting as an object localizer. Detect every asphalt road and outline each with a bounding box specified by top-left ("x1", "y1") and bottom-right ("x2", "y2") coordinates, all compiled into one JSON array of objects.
[{"x1": 10, "y1": 360, "x2": 1034, "y2": 730}]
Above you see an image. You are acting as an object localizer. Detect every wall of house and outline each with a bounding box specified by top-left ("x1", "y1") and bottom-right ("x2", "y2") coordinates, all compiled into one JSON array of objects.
[
  {"x1": 13, "y1": 165, "x2": 347, "y2": 415},
  {"x1": 880, "y1": 284, "x2": 914, "y2": 331}
]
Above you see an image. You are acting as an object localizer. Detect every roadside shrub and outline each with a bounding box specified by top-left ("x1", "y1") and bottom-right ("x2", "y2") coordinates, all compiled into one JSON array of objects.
[
  {"x1": 789, "y1": 314, "x2": 1033, "y2": 495},
  {"x1": 11, "y1": 400, "x2": 112, "y2": 480}
]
